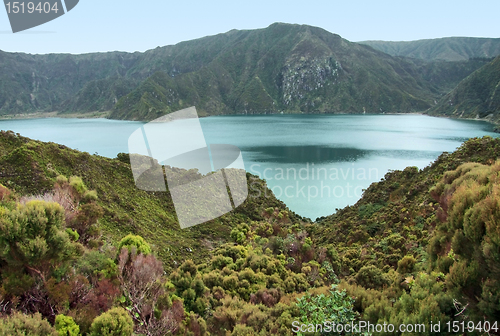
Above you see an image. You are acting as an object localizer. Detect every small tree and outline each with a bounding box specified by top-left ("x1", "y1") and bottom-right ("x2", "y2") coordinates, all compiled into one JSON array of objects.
[
  {"x1": 55, "y1": 314, "x2": 80, "y2": 336},
  {"x1": 89, "y1": 307, "x2": 133, "y2": 336},
  {"x1": 296, "y1": 285, "x2": 370, "y2": 336},
  {"x1": 51, "y1": 175, "x2": 103, "y2": 243},
  {"x1": 117, "y1": 234, "x2": 151, "y2": 255},
  {"x1": 0, "y1": 200, "x2": 81, "y2": 283},
  {"x1": 118, "y1": 246, "x2": 180, "y2": 335}
]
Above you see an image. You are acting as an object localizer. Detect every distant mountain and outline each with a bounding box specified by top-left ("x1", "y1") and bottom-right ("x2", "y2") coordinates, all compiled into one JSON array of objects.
[
  {"x1": 360, "y1": 37, "x2": 500, "y2": 61},
  {"x1": 111, "y1": 23, "x2": 440, "y2": 120},
  {"x1": 427, "y1": 56, "x2": 500, "y2": 124},
  {"x1": 395, "y1": 57, "x2": 492, "y2": 95},
  {"x1": 0, "y1": 23, "x2": 494, "y2": 120},
  {"x1": 0, "y1": 50, "x2": 142, "y2": 115}
]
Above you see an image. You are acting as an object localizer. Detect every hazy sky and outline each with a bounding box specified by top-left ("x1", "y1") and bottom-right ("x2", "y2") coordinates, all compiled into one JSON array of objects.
[{"x1": 1, "y1": 0, "x2": 499, "y2": 54}]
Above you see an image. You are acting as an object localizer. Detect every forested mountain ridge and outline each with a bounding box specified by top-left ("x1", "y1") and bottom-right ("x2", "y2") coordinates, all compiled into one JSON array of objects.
[
  {"x1": 360, "y1": 36, "x2": 500, "y2": 61},
  {"x1": 0, "y1": 23, "x2": 493, "y2": 120},
  {"x1": 0, "y1": 50, "x2": 142, "y2": 115}
]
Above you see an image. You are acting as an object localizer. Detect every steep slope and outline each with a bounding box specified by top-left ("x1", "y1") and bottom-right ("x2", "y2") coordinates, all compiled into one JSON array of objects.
[
  {"x1": 403, "y1": 57, "x2": 493, "y2": 94},
  {"x1": 311, "y1": 136, "x2": 500, "y2": 322},
  {"x1": 313, "y1": 136, "x2": 500, "y2": 265},
  {"x1": 360, "y1": 37, "x2": 500, "y2": 61},
  {"x1": 111, "y1": 23, "x2": 437, "y2": 119},
  {"x1": 59, "y1": 76, "x2": 137, "y2": 113},
  {"x1": 0, "y1": 50, "x2": 141, "y2": 115},
  {"x1": 427, "y1": 56, "x2": 500, "y2": 124},
  {"x1": 0, "y1": 130, "x2": 304, "y2": 270}
]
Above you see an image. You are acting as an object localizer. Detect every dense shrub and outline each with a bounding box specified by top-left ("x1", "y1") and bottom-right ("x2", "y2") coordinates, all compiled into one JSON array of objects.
[
  {"x1": 295, "y1": 285, "x2": 364, "y2": 335},
  {"x1": 355, "y1": 265, "x2": 389, "y2": 290},
  {"x1": 0, "y1": 312, "x2": 57, "y2": 336},
  {"x1": 2, "y1": 136, "x2": 500, "y2": 335},
  {"x1": 89, "y1": 307, "x2": 133, "y2": 336},
  {"x1": 117, "y1": 234, "x2": 151, "y2": 255},
  {"x1": 431, "y1": 160, "x2": 500, "y2": 320},
  {"x1": 0, "y1": 200, "x2": 82, "y2": 289},
  {"x1": 397, "y1": 255, "x2": 417, "y2": 274},
  {"x1": 55, "y1": 314, "x2": 80, "y2": 336}
]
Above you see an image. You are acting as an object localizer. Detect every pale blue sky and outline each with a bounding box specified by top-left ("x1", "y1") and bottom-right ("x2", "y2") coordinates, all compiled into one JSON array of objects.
[{"x1": 1, "y1": 0, "x2": 499, "y2": 54}]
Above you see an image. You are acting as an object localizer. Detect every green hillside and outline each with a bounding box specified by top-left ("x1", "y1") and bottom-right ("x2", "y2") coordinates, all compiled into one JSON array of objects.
[
  {"x1": 427, "y1": 56, "x2": 500, "y2": 124},
  {"x1": 360, "y1": 37, "x2": 500, "y2": 61},
  {"x1": 1, "y1": 132, "x2": 500, "y2": 334},
  {"x1": 0, "y1": 130, "x2": 302, "y2": 270},
  {"x1": 310, "y1": 136, "x2": 500, "y2": 329}
]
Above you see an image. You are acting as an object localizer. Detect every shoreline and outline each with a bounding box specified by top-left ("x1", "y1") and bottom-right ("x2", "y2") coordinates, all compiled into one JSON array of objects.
[
  {"x1": 0, "y1": 110, "x2": 497, "y2": 130},
  {"x1": 0, "y1": 111, "x2": 110, "y2": 120}
]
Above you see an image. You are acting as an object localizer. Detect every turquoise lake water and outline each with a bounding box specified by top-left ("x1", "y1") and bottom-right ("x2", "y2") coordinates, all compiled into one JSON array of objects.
[{"x1": 1, "y1": 114, "x2": 497, "y2": 219}]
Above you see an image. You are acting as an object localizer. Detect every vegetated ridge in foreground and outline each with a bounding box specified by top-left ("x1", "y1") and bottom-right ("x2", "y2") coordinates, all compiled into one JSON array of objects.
[
  {"x1": 0, "y1": 130, "x2": 303, "y2": 271},
  {"x1": 0, "y1": 23, "x2": 495, "y2": 121},
  {"x1": 0, "y1": 132, "x2": 499, "y2": 335}
]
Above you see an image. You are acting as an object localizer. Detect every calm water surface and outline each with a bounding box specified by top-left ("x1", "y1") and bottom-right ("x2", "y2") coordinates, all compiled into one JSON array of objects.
[{"x1": 1, "y1": 114, "x2": 497, "y2": 219}]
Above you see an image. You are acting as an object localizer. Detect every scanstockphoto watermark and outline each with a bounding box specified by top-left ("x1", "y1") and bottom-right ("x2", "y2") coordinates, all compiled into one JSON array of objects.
[
  {"x1": 249, "y1": 163, "x2": 379, "y2": 201},
  {"x1": 292, "y1": 320, "x2": 499, "y2": 334},
  {"x1": 292, "y1": 320, "x2": 433, "y2": 334},
  {"x1": 128, "y1": 106, "x2": 248, "y2": 229}
]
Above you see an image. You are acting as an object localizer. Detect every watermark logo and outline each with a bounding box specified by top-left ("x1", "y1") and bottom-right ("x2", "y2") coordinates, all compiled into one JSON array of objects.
[
  {"x1": 4, "y1": 0, "x2": 78, "y2": 33},
  {"x1": 128, "y1": 106, "x2": 248, "y2": 229},
  {"x1": 249, "y1": 163, "x2": 379, "y2": 202}
]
